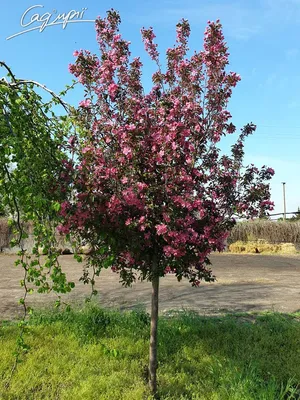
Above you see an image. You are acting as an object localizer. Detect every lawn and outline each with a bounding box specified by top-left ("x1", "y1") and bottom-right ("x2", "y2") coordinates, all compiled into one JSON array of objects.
[{"x1": 1, "y1": 306, "x2": 300, "y2": 399}]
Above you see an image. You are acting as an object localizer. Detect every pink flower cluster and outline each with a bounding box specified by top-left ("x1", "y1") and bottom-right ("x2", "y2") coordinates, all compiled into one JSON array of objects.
[{"x1": 61, "y1": 10, "x2": 275, "y2": 286}]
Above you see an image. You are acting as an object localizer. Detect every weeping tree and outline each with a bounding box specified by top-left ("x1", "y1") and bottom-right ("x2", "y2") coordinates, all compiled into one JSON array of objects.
[
  {"x1": 52, "y1": 10, "x2": 275, "y2": 396},
  {"x1": 0, "y1": 62, "x2": 78, "y2": 365}
]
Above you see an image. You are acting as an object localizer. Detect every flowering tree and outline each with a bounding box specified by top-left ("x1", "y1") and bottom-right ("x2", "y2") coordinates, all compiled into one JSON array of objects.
[{"x1": 60, "y1": 10, "x2": 274, "y2": 395}]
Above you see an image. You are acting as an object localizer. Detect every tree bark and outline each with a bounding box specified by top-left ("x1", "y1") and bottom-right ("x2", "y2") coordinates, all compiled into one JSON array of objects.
[{"x1": 149, "y1": 255, "x2": 159, "y2": 397}]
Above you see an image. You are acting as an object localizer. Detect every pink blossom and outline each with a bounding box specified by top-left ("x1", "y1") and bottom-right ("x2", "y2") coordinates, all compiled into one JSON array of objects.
[
  {"x1": 68, "y1": 136, "x2": 75, "y2": 146},
  {"x1": 57, "y1": 224, "x2": 70, "y2": 235},
  {"x1": 266, "y1": 167, "x2": 275, "y2": 175},
  {"x1": 155, "y1": 224, "x2": 168, "y2": 235},
  {"x1": 122, "y1": 188, "x2": 143, "y2": 209},
  {"x1": 107, "y1": 195, "x2": 122, "y2": 214},
  {"x1": 59, "y1": 201, "x2": 70, "y2": 217},
  {"x1": 108, "y1": 83, "x2": 119, "y2": 99},
  {"x1": 126, "y1": 124, "x2": 136, "y2": 131},
  {"x1": 122, "y1": 146, "x2": 132, "y2": 156},
  {"x1": 163, "y1": 245, "x2": 175, "y2": 257},
  {"x1": 137, "y1": 182, "x2": 148, "y2": 191},
  {"x1": 260, "y1": 200, "x2": 274, "y2": 210},
  {"x1": 163, "y1": 213, "x2": 171, "y2": 223},
  {"x1": 82, "y1": 146, "x2": 91, "y2": 154},
  {"x1": 79, "y1": 99, "x2": 91, "y2": 108}
]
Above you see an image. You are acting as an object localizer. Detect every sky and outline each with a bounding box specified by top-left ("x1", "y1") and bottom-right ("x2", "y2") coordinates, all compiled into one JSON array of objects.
[{"x1": 1, "y1": 0, "x2": 299, "y2": 217}]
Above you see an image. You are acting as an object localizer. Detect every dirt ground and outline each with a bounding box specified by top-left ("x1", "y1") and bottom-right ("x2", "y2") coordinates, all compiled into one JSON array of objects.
[{"x1": 1, "y1": 253, "x2": 300, "y2": 320}]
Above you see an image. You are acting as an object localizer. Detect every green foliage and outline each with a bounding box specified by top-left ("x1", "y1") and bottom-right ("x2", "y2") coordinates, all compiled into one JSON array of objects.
[
  {"x1": 0, "y1": 62, "x2": 78, "y2": 229},
  {"x1": 0, "y1": 62, "x2": 80, "y2": 371},
  {"x1": 1, "y1": 84, "x2": 61, "y2": 216},
  {"x1": 1, "y1": 307, "x2": 300, "y2": 399},
  {"x1": 0, "y1": 196, "x2": 7, "y2": 216},
  {"x1": 0, "y1": 63, "x2": 77, "y2": 287}
]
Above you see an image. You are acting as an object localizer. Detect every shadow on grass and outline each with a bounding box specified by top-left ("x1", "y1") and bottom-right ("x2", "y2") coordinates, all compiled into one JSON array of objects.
[
  {"x1": 157, "y1": 310, "x2": 300, "y2": 398},
  {"x1": 20, "y1": 304, "x2": 300, "y2": 399}
]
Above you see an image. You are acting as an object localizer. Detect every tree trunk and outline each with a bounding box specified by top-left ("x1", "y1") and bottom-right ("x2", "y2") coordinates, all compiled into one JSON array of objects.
[{"x1": 149, "y1": 255, "x2": 159, "y2": 397}]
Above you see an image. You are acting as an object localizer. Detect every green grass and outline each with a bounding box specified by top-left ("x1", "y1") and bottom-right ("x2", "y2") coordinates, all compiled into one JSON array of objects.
[{"x1": 1, "y1": 306, "x2": 300, "y2": 399}]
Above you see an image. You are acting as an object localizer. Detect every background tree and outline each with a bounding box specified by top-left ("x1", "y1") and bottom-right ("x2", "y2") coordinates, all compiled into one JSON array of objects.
[
  {"x1": 290, "y1": 207, "x2": 300, "y2": 221},
  {"x1": 58, "y1": 10, "x2": 275, "y2": 396},
  {"x1": 277, "y1": 208, "x2": 300, "y2": 222}
]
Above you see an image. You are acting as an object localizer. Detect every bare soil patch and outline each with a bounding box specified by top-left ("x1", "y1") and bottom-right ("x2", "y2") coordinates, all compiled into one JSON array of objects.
[{"x1": 1, "y1": 253, "x2": 300, "y2": 320}]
